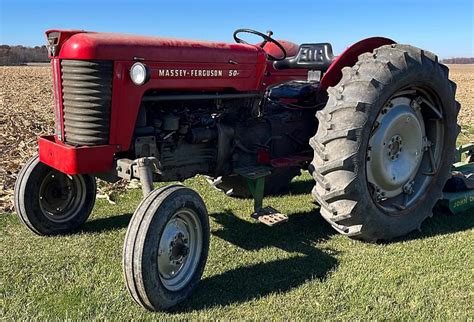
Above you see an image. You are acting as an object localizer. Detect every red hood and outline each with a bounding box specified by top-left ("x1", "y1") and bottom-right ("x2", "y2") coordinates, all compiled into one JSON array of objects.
[{"x1": 52, "y1": 30, "x2": 263, "y2": 64}]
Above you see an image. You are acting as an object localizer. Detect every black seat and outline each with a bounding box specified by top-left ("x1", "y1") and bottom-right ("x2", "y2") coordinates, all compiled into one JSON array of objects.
[
  {"x1": 273, "y1": 43, "x2": 335, "y2": 71},
  {"x1": 267, "y1": 80, "x2": 319, "y2": 100}
]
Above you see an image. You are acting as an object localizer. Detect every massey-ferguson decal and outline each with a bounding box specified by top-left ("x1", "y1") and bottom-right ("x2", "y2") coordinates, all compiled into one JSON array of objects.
[{"x1": 157, "y1": 68, "x2": 240, "y2": 77}]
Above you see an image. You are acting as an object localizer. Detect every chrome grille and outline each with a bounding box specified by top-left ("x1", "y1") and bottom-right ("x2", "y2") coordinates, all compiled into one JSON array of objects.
[{"x1": 61, "y1": 60, "x2": 113, "y2": 145}]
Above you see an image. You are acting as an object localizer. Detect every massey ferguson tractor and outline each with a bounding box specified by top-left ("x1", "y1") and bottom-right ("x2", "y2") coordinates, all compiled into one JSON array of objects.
[{"x1": 15, "y1": 29, "x2": 460, "y2": 311}]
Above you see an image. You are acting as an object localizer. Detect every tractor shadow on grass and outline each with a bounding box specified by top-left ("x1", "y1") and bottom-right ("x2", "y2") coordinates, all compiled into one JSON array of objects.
[
  {"x1": 287, "y1": 178, "x2": 315, "y2": 196},
  {"x1": 387, "y1": 208, "x2": 474, "y2": 243},
  {"x1": 81, "y1": 213, "x2": 133, "y2": 233},
  {"x1": 210, "y1": 208, "x2": 335, "y2": 252},
  {"x1": 174, "y1": 209, "x2": 338, "y2": 312}
]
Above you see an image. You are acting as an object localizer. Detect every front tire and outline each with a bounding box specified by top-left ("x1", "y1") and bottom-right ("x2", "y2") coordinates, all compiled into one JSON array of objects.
[
  {"x1": 14, "y1": 154, "x2": 96, "y2": 235},
  {"x1": 311, "y1": 44, "x2": 460, "y2": 241},
  {"x1": 123, "y1": 185, "x2": 210, "y2": 311}
]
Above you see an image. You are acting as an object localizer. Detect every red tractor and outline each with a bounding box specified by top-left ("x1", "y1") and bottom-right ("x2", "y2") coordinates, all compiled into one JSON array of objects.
[{"x1": 15, "y1": 29, "x2": 460, "y2": 310}]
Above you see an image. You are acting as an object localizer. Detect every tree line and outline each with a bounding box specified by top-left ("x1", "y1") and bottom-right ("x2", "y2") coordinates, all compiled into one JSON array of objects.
[
  {"x1": 0, "y1": 45, "x2": 49, "y2": 65},
  {"x1": 0, "y1": 44, "x2": 473, "y2": 66},
  {"x1": 441, "y1": 57, "x2": 474, "y2": 64}
]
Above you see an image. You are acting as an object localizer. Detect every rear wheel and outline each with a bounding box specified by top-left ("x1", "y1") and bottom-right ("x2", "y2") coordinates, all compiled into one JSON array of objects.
[
  {"x1": 311, "y1": 44, "x2": 460, "y2": 241},
  {"x1": 14, "y1": 154, "x2": 96, "y2": 235}
]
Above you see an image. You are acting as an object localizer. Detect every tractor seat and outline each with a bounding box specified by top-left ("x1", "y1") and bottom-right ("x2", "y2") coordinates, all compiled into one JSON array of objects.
[
  {"x1": 267, "y1": 80, "x2": 320, "y2": 100},
  {"x1": 273, "y1": 43, "x2": 335, "y2": 72}
]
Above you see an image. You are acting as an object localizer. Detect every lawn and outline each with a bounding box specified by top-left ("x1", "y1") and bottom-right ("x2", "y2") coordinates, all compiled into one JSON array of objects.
[{"x1": 1, "y1": 171, "x2": 473, "y2": 320}]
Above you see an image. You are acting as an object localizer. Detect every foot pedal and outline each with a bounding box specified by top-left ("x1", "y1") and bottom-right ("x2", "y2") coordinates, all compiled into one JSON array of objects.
[{"x1": 251, "y1": 206, "x2": 288, "y2": 227}]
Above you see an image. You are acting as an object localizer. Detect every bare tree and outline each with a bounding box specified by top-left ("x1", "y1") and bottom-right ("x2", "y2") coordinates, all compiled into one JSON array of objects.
[
  {"x1": 0, "y1": 45, "x2": 49, "y2": 65},
  {"x1": 441, "y1": 57, "x2": 474, "y2": 64}
]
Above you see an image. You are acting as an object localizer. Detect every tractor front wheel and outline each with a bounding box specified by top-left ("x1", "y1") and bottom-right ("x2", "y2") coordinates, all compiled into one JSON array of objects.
[
  {"x1": 14, "y1": 154, "x2": 96, "y2": 235},
  {"x1": 123, "y1": 185, "x2": 210, "y2": 311},
  {"x1": 311, "y1": 44, "x2": 460, "y2": 241}
]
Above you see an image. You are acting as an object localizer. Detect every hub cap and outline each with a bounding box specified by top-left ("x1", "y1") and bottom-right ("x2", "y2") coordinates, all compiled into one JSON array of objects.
[
  {"x1": 39, "y1": 171, "x2": 86, "y2": 222},
  {"x1": 158, "y1": 209, "x2": 202, "y2": 291},
  {"x1": 367, "y1": 97, "x2": 425, "y2": 198},
  {"x1": 366, "y1": 90, "x2": 444, "y2": 213}
]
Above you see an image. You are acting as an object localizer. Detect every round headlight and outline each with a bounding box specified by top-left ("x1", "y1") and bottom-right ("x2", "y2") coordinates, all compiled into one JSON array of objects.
[{"x1": 130, "y1": 62, "x2": 150, "y2": 85}]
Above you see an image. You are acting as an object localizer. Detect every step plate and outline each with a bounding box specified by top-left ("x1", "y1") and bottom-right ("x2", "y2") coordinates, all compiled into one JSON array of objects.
[
  {"x1": 251, "y1": 206, "x2": 288, "y2": 226},
  {"x1": 234, "y1": 166, "x2": 272, "y2": 180}
]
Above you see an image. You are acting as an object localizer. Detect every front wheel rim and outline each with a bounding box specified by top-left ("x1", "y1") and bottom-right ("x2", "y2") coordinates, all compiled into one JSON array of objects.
[
  {"x1": 366, "y1": 87, "x2": 445, "y2": 214},
  {"x1": 157, "y1": 208, "x2": 203, "y2": 291},
  {"x1": 38, "y1": 171, "x2": 87, "y2": 222}
]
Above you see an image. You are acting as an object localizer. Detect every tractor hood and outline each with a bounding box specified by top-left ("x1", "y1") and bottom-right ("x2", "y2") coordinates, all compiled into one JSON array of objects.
[{"x1": 46, "y1": 30, "x2": 264, "y2": 64}]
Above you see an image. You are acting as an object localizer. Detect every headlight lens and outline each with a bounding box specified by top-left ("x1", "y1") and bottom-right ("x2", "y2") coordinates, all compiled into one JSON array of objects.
[{"x1": 130, "y1": 62, "x2": 150, "y2": 85}]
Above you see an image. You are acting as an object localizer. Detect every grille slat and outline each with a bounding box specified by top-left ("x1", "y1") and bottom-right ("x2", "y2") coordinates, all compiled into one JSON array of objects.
[
  {"x1": 61, "y1": 60, "x2": 112, "y2": 145},
  {"x1": 62, "y1": 101, "x2": 108, "y2": 109}
]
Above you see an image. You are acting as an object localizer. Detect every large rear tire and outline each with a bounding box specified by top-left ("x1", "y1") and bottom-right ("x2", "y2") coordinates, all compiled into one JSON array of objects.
[
  {"x1": 14, "y1": 154, "x2": 96, "y2": 235},
  {"x1": 310, "y1": 44, "x2": 460, "y2": 242}
]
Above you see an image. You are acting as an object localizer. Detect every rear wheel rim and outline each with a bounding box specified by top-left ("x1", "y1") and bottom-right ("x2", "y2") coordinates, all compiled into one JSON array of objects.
[
  {"x1": 38, "y1": 171, "x2": 87, "y2": 222},
  {"x1": 157, "y1": 208, "x2": 203, "y2": 291},
  {"x1": 366, "y1": 87, "x2": 444, "y2": 214}
]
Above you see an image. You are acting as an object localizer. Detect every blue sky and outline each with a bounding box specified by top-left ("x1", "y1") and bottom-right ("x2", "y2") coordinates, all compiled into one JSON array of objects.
[{"x1": 1, "y1": 0, "x2": 473, "y2": 58}]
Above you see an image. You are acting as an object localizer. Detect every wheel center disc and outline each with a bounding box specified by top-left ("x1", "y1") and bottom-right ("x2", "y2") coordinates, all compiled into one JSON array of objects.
[
  {"x1": 157, "y1": 209, "x2": 203, "y2": 291},
  {"x1": 158, "y1": 219, "x2": 190, "y2": 279},
  {"x1": 367, "y1": 97, "x2": 425, "y2": 198},
  {"x1": 40, "y1": 173, "x2": 73, "y2": 213},
  {"x1": 38, "y1": 171, "x2": 86, "y2": 222},
  {"x1": 388, "y1": 135, "x2": 402, "y2": 160},
  {"x1": 170, "y1": 233, "x2": 189, "y2": 262}
]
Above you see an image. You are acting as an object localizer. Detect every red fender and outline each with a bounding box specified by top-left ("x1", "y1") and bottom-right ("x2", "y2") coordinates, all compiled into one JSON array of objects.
[{"x1": 320, "y1": 37, "x2": 396, "y2": 90}]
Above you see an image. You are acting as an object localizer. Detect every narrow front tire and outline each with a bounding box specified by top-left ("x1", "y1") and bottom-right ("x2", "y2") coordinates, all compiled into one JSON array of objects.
[
  {"x1": 14, "y1": 154, "x2": 96, "y2": 235},
  {"x1": 123, "y1": 185, "x2": 210, "y2": 311}
]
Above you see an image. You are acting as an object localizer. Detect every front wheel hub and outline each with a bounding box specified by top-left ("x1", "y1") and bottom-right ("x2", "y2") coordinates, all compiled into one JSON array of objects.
[
  {"x1": 38, "y1": 170, "x2": 87, "y2": 222},
  {"x1": 367, "y1": 97, "x2": 425, "y2": 198},
  {"x1": 157, "y1": 209, "x2": 202, "y2": 291}
]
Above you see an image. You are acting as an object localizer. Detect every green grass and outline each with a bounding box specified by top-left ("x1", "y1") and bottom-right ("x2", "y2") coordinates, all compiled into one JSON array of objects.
[{"x1": 1, "y1": 172, "x2": 473, "y2": 320}]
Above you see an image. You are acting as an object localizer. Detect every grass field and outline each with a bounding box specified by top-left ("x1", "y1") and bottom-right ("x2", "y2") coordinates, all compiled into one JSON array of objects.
[
  {"x1": 1, "y1": 65, "x2": 473, "y2": 319},
  {"x1": 1, "y1": 172, "x2": 473, "y2": 319}
]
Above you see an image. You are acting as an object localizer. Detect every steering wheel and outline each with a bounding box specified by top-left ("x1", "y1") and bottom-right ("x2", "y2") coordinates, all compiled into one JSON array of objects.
[{"x1": 233, "y1": 29, "x2": 287, "y2": 61}]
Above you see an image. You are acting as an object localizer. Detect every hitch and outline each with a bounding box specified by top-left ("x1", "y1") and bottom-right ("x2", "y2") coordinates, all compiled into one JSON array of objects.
[{"x1": 235, "y1": 166, "x2": 289, "y2": 226}]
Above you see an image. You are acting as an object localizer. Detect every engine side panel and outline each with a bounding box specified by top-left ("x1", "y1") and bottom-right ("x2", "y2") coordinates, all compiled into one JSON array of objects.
[{"x1": 109, "y1": 60, "x2": 267, "y2": 151}]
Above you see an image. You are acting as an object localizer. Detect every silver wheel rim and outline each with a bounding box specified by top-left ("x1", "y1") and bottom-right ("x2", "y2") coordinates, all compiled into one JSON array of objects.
[
  {"x1": 38, "y1": 171, "x2": 87, "y2": 222},
  {"x1": 366, "y1": 87, "x2": 444, "y2": 214},
  {"x1": 158, "y1": 208, "x2": 203, "y2": 291}
]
